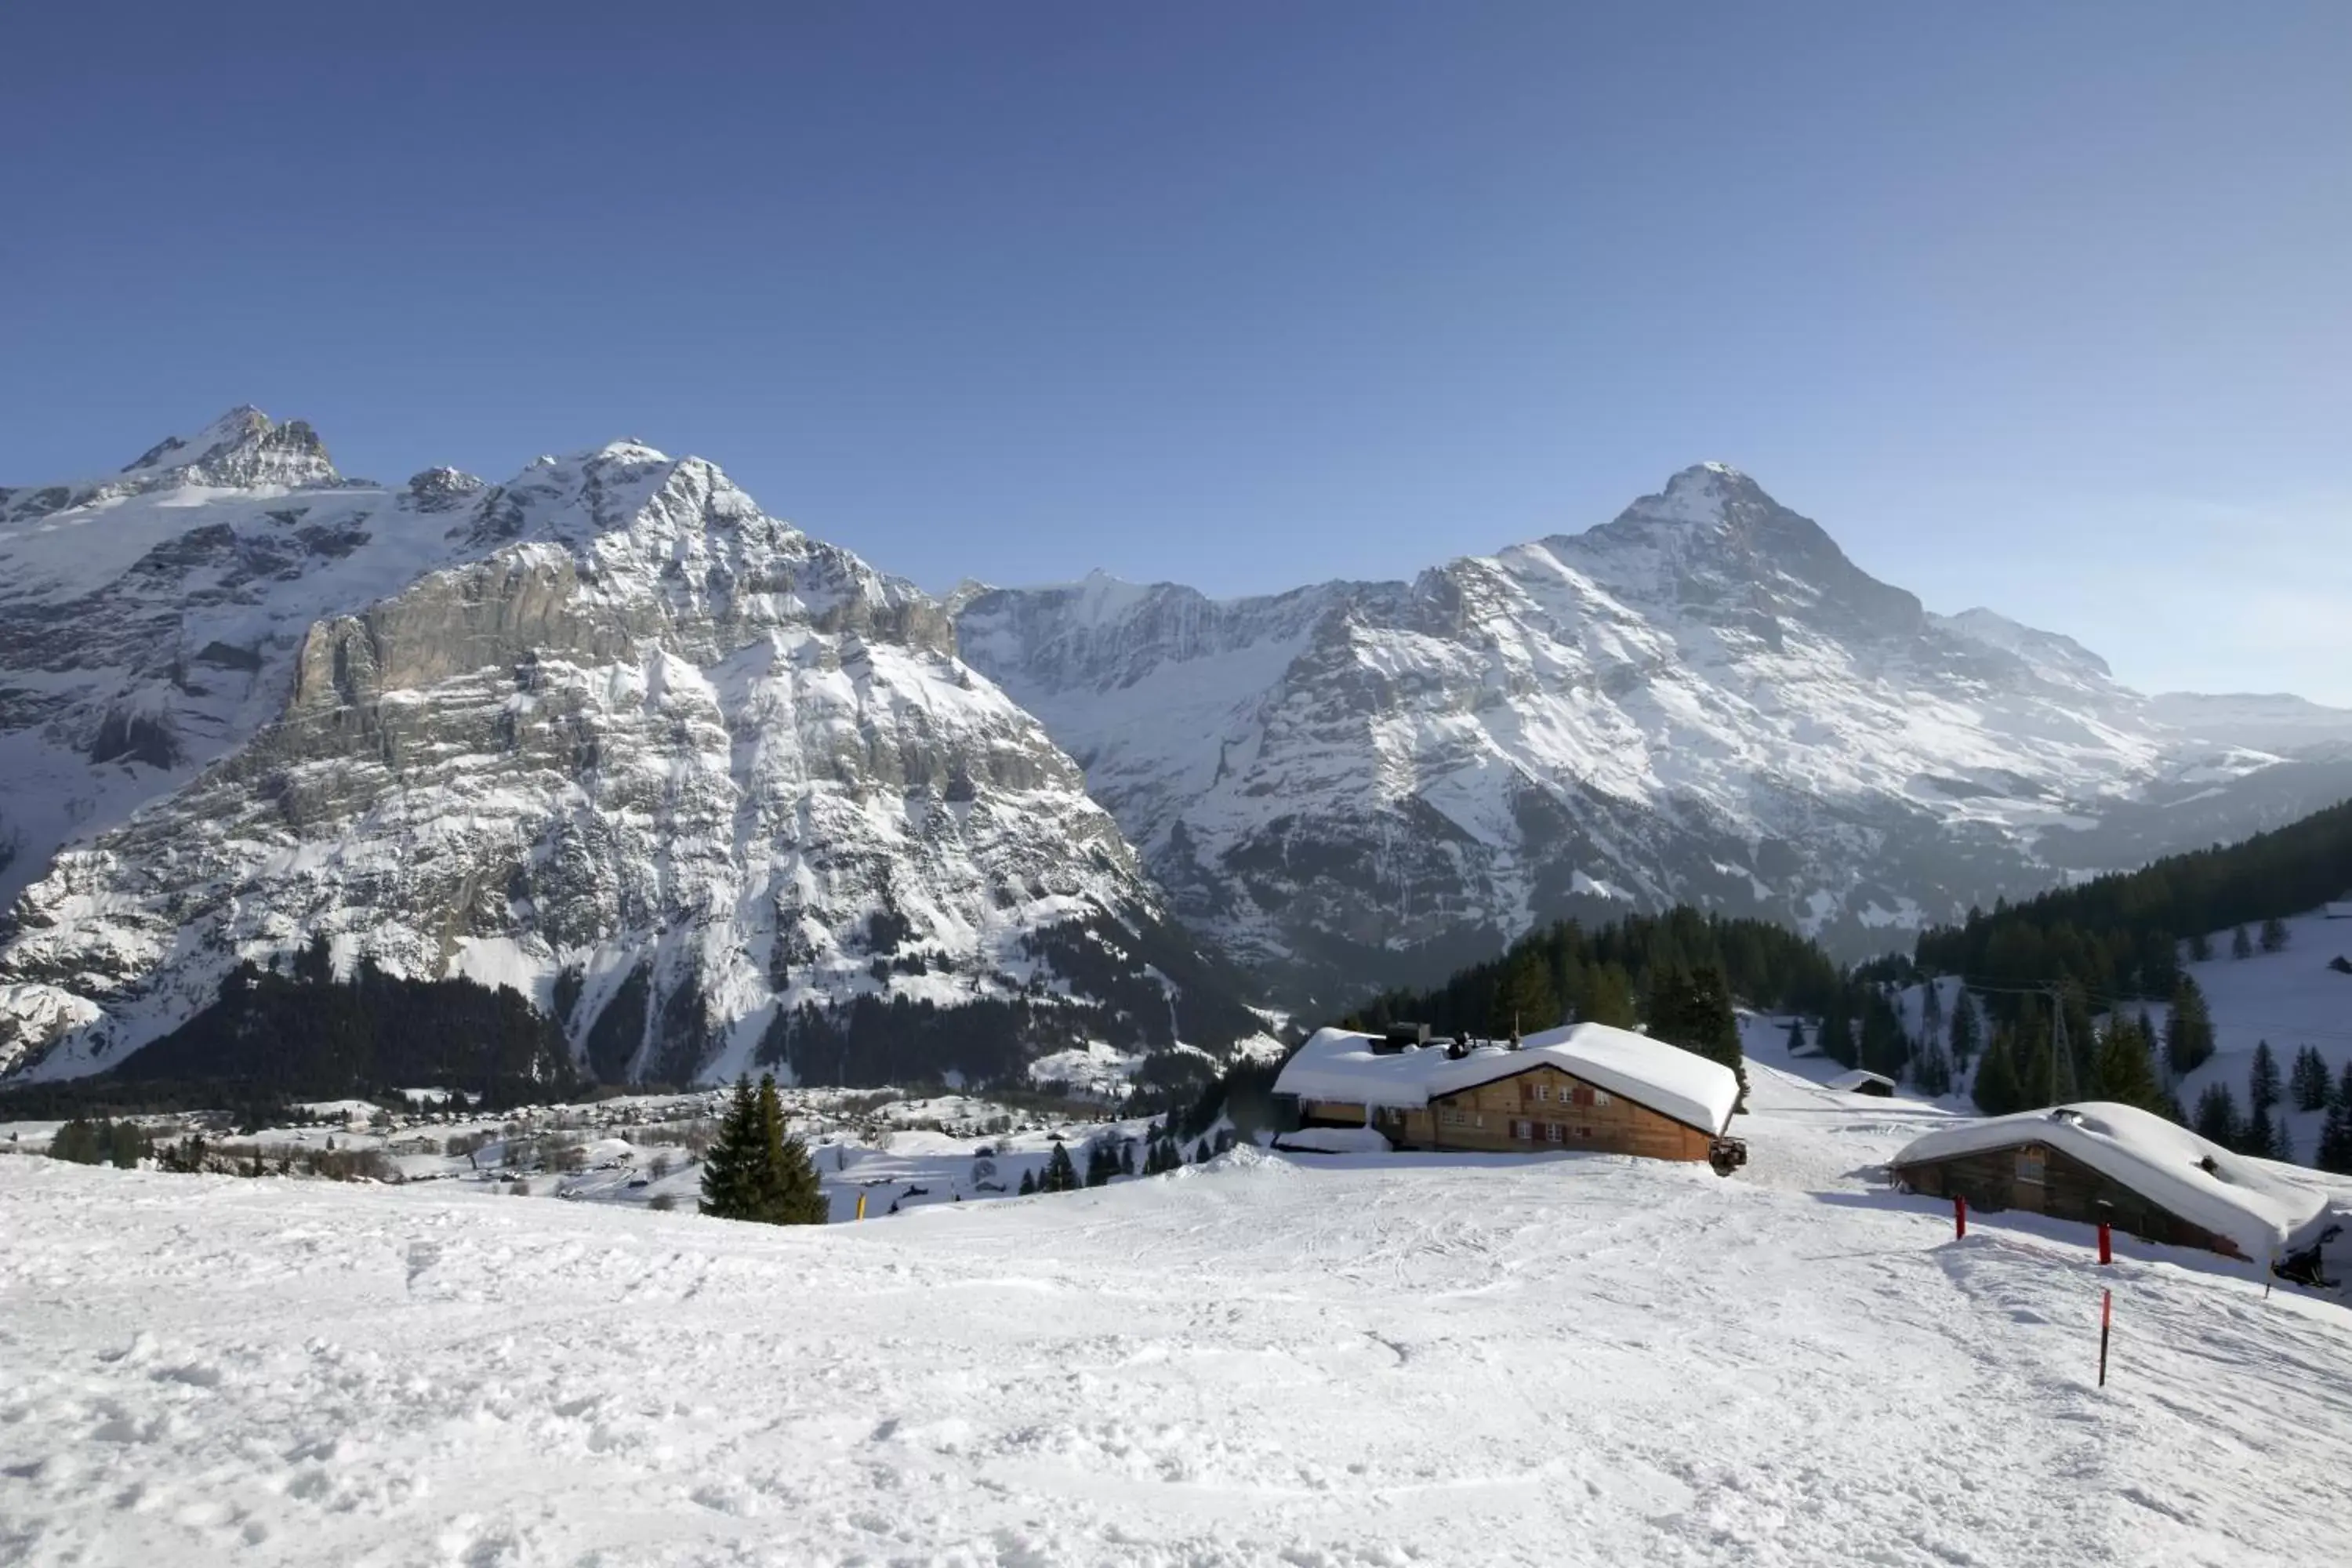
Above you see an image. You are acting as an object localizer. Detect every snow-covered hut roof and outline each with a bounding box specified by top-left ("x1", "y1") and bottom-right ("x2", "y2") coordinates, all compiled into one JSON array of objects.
[
  {"x1": 1274, "y1": 1023, "x2": 1739, "y2": 1136},
  {"x1": 1825, "y1": 1069, "x2": 1897, "y2": 1094},
  {"x1": 1889, "y1": 1102, "x2": 2332, "y2": 1262}
]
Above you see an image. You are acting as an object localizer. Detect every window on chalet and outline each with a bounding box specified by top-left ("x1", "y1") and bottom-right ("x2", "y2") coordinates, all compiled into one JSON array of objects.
[
  {"x1": 1544, "y1": 1123, "x2": 1564, "y2": 1144},
  {"x1": 1512, "y1": 1120, "x2": 1532, "y2": 1141},
  {"x1": 2016, "y1": 1146, "x2": 2047, "y2": 1185}
]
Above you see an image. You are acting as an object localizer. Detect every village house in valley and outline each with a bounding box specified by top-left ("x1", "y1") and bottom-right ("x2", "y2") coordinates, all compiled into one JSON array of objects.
[
  {"x1": 1273, "y1": 1022, "x2": 1746, "y2": 1174},
  {"x1": 1889, "y1": 1102, "x2": 2339, "y2": 1265}
]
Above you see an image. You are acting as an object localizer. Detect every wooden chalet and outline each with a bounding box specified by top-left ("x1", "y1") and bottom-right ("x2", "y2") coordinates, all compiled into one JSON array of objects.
[
  {"x1": 1825, "y1": 1069, "x2": 1897, "y2": 1098},
  {"x1": 1273, "y1": 1022, "x2": 1745, "y2": 1174},
  {"x1": 1889, "y1": 1103, "x2": 2332, "y2": 1264}
]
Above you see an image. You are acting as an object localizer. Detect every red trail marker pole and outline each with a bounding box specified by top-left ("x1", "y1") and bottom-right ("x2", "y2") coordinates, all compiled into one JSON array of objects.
[
  {"x1": 2098, "y1": 1221, "x2": 2112, "y2": 1265},
  {"x1": 1955, "y1": 1193, "x2": 1967, "y2": 1239},
  {"x1": 2098, "y1": 1289, "x2": 2112, "y2": 1388}
]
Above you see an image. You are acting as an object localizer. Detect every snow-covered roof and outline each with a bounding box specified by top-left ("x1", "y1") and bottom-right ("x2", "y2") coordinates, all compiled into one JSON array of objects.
[
  {"x1": 1890, "y1": 1102, "x2": 2332, "y2": 1262},
  {"x1": 1825, "y1": 1069, "x2": 1897, "y2": 1093},
  {"x1": 1274, "y1": 1023, "x2": 1738, "y2": 1136}
]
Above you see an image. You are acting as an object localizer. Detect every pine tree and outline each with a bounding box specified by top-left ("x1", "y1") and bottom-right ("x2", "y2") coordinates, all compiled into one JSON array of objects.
[
  {"x1": 1947, "y1": 990, "x2": 1980, "y2": 1068},
  {"x1": 2244, "y1": 1102, "x2": 2287, "y2": 1162},
  {"x1": 1911, "y1": 1038, "x2": 1953, "y2": 1097},
  {"x1": 2192, "y1": 1083, "x2": 2241, "y2": 1149},
  {"x1": 1018, "y1": 1167, "x2": 1037, "y2": 1196},
  {"x1": 1119, "y1": 1138, "x2": 1138, "y2": 1177},
  {"x1": 700, "y1": 1076, "x2": 825, "y2": 1224},
  {"x1": 1648, "y1": 965, "x2": 1748, "y2": 1109},
  {"x1": 107, "y1": 1120, "x2": 146, "y2": 1169},
  {"x1": 1083, "y1": 1138, "x2": 1115, "y2": 1187},
  {"x1": 750, "y1": 1075, "x2": 827, "y2": 1225},
  {"x1": 1860, "y1": 993, "x2": 1909, "y2": 1081},
  {"x1": 1040, "y1": 1140, "x2": 1080, "y2": 1193},
  {"x1": 2260, "y1": 916, "x2": 2290, "y2": 954},
  {"x1": 2164, "y1": 975, "x2": 2215, "y2": 1077},
  {"x1": 698, "y1": 1076, "x2": 762, "y2": 1220},
  {"x1": 1818, "y1": 1003, "x2": 1857, "y2": 1069},
  {"x1": 2188, "y1": 929, "x2": 2213, "y2": 963},
  {"x1": 1785, "y1": 1018, "x2": 1809, "y2": 1057},
  {"x1": 1580, "y1": 963, "x2": 1639, "y2": 1029},
  {"x1": 1972, "y1": 1028, "x2": 2024, "y2": 1116},
  {"x1": 1494, "y1": 948, "x2": 1559, "y2": 1040},
  {"x1": 2290, "y1": 1045, "x2": 2332, "y2": 1112},
  {"x1": 2315, "y1": 1067, "x2": 2352, "y2": 1175},
  {"x1": 2232, "y1": 924, "x2": 2254, "y2": 960},
  {"x1": 2093, "y1": 1017, "x2": 2163, "y2": 1113},
  {"x1": 2019, "y1": 1024, "x2": 2056, "y2": 1111},
  {"x1": 2249, "y1": 1040, "x2": 2281, "y2": 1112}
]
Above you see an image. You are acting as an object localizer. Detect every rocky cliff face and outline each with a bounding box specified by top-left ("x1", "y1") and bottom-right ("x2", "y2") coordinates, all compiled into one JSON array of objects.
[
  {"x1": 956, "y1": 464, "x2": 2352, "y2": 1003},
  {"x1": 0, "y1": 417, "x2": 1258, "y2": 1084}
]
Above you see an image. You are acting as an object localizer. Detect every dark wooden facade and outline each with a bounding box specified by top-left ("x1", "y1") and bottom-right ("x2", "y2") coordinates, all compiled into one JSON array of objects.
[
  {"x1": 1298, "y1": 1062, "x2": 1717, "y2": 1163},
  {"x1": 1892, "y1": 1138, "x2": 2241, "y2": 1258}
]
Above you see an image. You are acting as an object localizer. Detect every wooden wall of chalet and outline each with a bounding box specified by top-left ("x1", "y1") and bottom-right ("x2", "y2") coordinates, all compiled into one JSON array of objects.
[
  {"x1": 1893, "y1": 1141, "x2": 2240, "y2": 1258},
  {"x1": 1300, "y1": 1062, "x2": 1714, "y2": 1163}
]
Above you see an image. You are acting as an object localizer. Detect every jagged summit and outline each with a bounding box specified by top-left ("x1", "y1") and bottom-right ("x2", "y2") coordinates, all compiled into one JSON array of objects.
[
  {"x1": 122, "y1": 405, "x2": 340, "y2": 490},
  {"x1": 1535, "y1": 464, "x2": 1924, "y2": 643},
  {"x1": 1610, "y1": 461, "x2": 1790, "y2": 532},
  {"x1": 1651, "y1": 460, "x2": 1760, "y2": 515},
  {"x1": 1, "y1": 405, "x2": 347, "y2": 526},
  {"x1": 404, "y1": 466, "x2": 485, "y2": 512}
]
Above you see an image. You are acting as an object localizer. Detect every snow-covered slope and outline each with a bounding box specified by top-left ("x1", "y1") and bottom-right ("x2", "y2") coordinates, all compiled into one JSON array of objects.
[
  {"x1": 2116, "y1": 906, "x2": 2352, "y2": 1165},
  {"x1": 5, "y1": 1062, "x2": 2349, "y2": 1566},
  {"x1": 0, "y1": 412, "x2": 1253, "y2": 1085},
  {"x1": 957, "y1": 464, "x2": 2352, "y2": 1000}
]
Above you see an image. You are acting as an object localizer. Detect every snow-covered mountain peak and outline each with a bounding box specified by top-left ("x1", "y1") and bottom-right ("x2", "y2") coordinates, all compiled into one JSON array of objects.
[
  {"x1": 457, "y1": 441, "x2": 782, "y2": 555},
  {"x1": 403, "y1": 466, "x2": 484, "y2": 512},
  {"x1": 1650, "y1": 459, "x2": 1762, "y2": 521},
  {"x1": 1549, "y1": 466, "x2": 1922, "y2": 644},
  {"x1": 121, "y1": 405, "x2": 340, "y2": 490},
  {"x1": 2, "y1": 405, "x2": 348, "y2": 526}
]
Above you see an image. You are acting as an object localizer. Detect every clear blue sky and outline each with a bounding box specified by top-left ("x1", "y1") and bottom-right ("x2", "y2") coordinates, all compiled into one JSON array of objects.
[{"x1": 5, "y1": 2, "x2": 2348, "y2": 699}]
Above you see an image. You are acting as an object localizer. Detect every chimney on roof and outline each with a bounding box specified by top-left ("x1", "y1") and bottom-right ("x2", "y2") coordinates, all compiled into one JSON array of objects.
[{"x1": 1377, "y1": 1022, "x2": 1429, "y2": 1055}]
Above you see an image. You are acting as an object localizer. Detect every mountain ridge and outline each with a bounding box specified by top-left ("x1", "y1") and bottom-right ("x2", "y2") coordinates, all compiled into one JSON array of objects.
[
  {"x1": 955, "y1": 466, "x2": 2352, "y2": 1002},
  {"x1": 0, "y1": 412, "x2": 1265, "y2": 1087}
]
